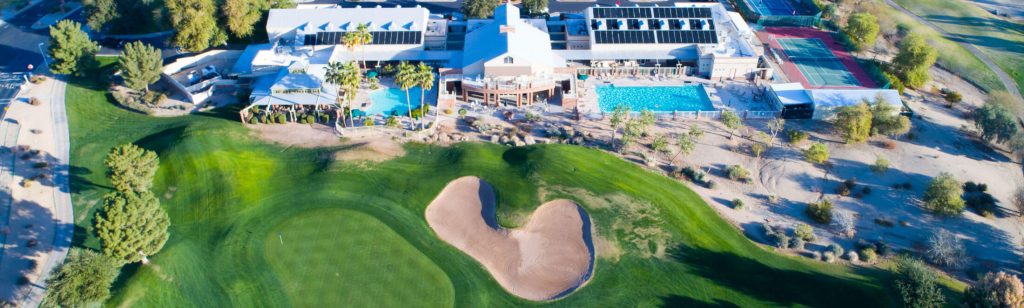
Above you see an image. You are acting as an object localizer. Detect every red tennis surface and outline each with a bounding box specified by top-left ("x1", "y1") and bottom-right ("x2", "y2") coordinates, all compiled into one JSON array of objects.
[{"x1": 757, "y1": 27, "x2": 879, "y2": 89}]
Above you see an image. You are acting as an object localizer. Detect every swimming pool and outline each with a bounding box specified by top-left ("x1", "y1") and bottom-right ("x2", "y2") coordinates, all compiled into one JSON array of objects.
[
  {"x1": 596, "y1": 84, "x2": 714, "y2": 112},
  {"x1": 364, "y1": 87, "x2": 436, "y2": 116}
]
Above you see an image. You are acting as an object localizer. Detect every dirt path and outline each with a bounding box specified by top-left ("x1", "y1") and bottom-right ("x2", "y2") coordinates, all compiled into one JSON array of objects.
[
  {"x1": 883, "y1": 0, "x2": 1023, "y2": 100},
  {"x1": 424, "y1": 176, "x2": 594, "y2": 301}
]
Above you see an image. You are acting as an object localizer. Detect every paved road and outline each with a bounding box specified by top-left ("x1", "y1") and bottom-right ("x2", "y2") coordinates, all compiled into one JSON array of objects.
[
  {"x1": 882, "y1": 0, "x2": 1023, "y2": 101},
  {"x1": 0, "y1": 0, "x2": 55, "y2": 73}
]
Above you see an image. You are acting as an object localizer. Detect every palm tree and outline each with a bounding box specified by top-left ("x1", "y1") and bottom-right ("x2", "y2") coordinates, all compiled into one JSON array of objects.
[
  {"x1": 394, "y1": 61, "x2": 417, "y2": 128},
  {"x1": 415, "y1": 62, "x2": 435, "y2": 130},
  {"x1": 324, "y1": 61, "x2": 361, "y2": 127},
  {"x1": 343, "y1": 24, "x2": 373, "y2": 77}
]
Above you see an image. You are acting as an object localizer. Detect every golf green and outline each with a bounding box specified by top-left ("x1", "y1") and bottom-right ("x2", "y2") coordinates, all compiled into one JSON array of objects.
[{"x1": 67, "y1": 59, "x2": 910, "y2": 307}]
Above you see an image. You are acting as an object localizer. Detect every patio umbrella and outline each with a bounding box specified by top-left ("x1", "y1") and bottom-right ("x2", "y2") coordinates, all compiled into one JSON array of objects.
[
  {"x1": 578, "y1": 74, "x2": 588, "y2": 80},
  {"x1": 366, "y1": 70, "x2": 378, "y2": 78}
]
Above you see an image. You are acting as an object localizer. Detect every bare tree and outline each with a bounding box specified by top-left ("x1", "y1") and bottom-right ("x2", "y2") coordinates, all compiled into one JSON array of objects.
[
  {"x1": 926, "y1": 229, "x2": 969, "y2": 269},
  {"x1": 1013, "y1": 186, "x2": 1024, "y2": 219}
]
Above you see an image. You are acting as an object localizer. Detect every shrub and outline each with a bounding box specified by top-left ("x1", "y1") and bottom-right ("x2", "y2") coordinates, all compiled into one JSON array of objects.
[
  {"x1": 458, "y1": 108, "x2": 468, "y2": 118},
  {"x1": 248, "y1": 116, "x2": 257, "y2": 124},
  {"x1": 793, "y1": 223, "x2": 815, "y2": 242},
  {"x1": 363, "y1": 118, "x2": 375, "y2": 126},
  {"x1": 893, "y1": 256, "x2": 946, "y2": 308},
  {"x1": 964, "y1": 181, "x2": 997, "y2": 216},
  {"x1": 304, "y1": 115, "x2": 314, "y2": 124},
  {"x1": 40, "y1": 249, "x2": 119, "y2": 308},
  {"x1": 872, "y1": 157, "x2": 889, "y2": 173},
  {"x1": 923, "y1": 172, "x2": 965, "y2": 216},
  {"x1": 832, "y1": 210, "x2": 856, "y2": 238},
  {"x1": 964, "y1": 271, "x2": 1024, "y2": 308},
  {"x1": 705, "y1": 180, "x2": 717, "y2": 190},
  {"x1": 943, "y1": 90, "x2": 962, "y2": 107},
  {"x1": 827, "y1": 244, "x2": 844, "y2": 257},
  {"x1": 859, "y1": 247, "x2": 877, "y2": 262},
  {"x1": 111, "y1": 91, "x2": 153, "y2": 115},
  {"x1": 882, "y1": 139, "x2": 897, "y2": 149},
  {"x1": 764, "y1": 225, "x2": 789, "y2": 249},
  {"x1": 32, "y1": 162, "x2": 49, "y2": 169},
  {"x1": 846, "y1": 251, "x2": 859, "y2": 262},
  {"x1": 726, "y1": 164, "x2": 751, "y2": 183},
  {"x1": 806, "y1": 199, "x2": 834, "y2": 224},
  {"x1": 926, "y1": 229, "x2": 969, "y2": 269},
  {"x1": 275, "y1": 113, "x2": 287, "y2": 124},
  {"x1": 787, "y1": 129, "x2": 809, "y2": 145},
  {"x1": 804, "y1": 142, "x2": 830, "y2": 164},
  {"x1": 732, "y1": 198, "x2": 744, "y2": 210},
  {"x1": 823, "y1": 251, "x2": 837, "y2": 263},
  {"x1": 320, "y1": 114, "x2": 330, "y2": 123},
  {"x1": 789, "y1": 237, "x2": 805, "y2": 250}
]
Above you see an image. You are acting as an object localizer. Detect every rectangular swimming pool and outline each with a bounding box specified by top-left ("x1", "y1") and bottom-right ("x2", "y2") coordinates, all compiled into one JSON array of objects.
[{"x1": 596, "y1": 84, "x2": 714, "y2": 113}]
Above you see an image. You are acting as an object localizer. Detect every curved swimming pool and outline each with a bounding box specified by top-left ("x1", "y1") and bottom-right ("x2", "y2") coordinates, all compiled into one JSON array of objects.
[{"x1": 596, "y1": 84, "x2": 713, "y2": 112}]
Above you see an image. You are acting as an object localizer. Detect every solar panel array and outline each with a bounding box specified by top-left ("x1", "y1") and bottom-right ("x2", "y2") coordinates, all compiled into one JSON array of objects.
[
  {"x1": 656, "y1": 30, "x2": 718, "y2": 44},
  {"x1": 304, "y1": 31, "x2": 422, "y2": 45},
  {"x1": 593, "y1": 29, "x2": 717, "y2": 44},
  {"x1": 592, "y1": 7, "x2": 653, "y2": 18},
  {"x1": 592, "y1": 7, "x2": 713, "y2": 19},
  {"x1": 594, "y1": 30, "x2": 656, "y2": 44},
  {"x1": 653, "y1": 7, "x2": 712, "y2": 18}
]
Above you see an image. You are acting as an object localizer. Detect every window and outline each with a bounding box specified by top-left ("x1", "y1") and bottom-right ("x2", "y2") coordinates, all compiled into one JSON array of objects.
[{"x1": 504, "y1": 56, "x2": 514, "y2": 64}]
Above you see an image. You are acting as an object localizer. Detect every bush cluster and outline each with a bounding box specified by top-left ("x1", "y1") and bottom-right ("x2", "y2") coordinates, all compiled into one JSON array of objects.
[
  {"x1": 726, "y1": 164, "x2": 751, "y2": 183},
  {"x1": 787, "y1": 129, "x2": 809, "y2": 145},
  {"x1": 111, "y1": 91, "x2": 165, "y2": 115},
  {"x1": 963, "y1": 181, "x2": 997, "y2": 217},
  {"x1": 836, "y1": 178, "x2": 857, "y2": 196},
  {"x1": 763, "y1": 225, "x2": 789, "y2": 249},
  {"x1": 806, "y1": 199, "x2": 833, "y2": 224}
]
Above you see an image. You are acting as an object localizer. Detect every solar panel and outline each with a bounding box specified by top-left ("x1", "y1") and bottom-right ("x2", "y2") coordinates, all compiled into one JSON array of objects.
[
  {"x1": 594, "y1": 30, "x2": 656, "y2": 44},
  {"x1": 308, "y1": 31, "x2": 422, "y2": 45},
  {"x1": 655, "y1": 30, "x2": 718, "y2": 44},
  {"x1": 592, "y1": 7, "x2": 653, "y2": 18},
  {"x1": 652, "y1": 7, "x2": 712, "y2": 18}
]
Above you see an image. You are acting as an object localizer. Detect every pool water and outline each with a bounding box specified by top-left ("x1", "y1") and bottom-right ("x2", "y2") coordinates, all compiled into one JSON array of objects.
[
  {"x1": 596, "y1": 84, "x2": 714, "y2": 112},
  {"x1": 364, "y1": 87, "x2": 436, "y2": 116}
]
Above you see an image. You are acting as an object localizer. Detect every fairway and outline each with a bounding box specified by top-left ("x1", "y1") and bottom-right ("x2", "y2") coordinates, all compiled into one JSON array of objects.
[
  {"x1": 66, "y1": 59, "x2": 915, "y2": 307},
  {"x1": 265, "y1": 209, "x2": 454, "y2": 307}
]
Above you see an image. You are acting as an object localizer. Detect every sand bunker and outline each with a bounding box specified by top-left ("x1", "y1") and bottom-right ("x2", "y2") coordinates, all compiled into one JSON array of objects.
[{"x1": 425, "y1": 176, "x2": 594, "y2": 301}]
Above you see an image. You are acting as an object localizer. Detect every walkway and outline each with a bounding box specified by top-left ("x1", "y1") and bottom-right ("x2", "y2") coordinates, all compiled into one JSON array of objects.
[
  {"x1": 0, "y1": 73, "x2": 73, "y2": 307},
  {"x1": 883, "y1": 0, "x2": 1023, "y2": 101}
]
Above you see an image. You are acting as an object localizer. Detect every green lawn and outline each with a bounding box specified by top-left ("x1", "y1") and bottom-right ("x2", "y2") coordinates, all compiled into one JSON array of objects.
[
  {"x1": 67, "y1": 60, "x2": 946, "y2": 306},
  {"x1": 891, "y1": 0, "x2": 1024, "y2": 97}
]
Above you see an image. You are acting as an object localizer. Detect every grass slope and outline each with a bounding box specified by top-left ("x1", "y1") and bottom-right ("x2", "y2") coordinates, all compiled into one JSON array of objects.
[
  {"x1": 68, "y1": 60, "x2": 917, "y2": 306},
  {"x1": 891, "y1": 0, "x2": 1024, "y2": 98}
]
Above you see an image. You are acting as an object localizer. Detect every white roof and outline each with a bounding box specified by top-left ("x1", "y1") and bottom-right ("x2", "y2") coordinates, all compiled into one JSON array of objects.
[
  {"x1": 770, "y1": 83, "x2": 812, "y2": 106},
  {"x1": 461, "y1": 4, "x2": 564, "y2": 74},
  {"x1": 727, "y1": 12, "x2": 752, "y2": 37},
  {"x1": 554, "y1": 48, "x2": 698, "y2": 61},
  {"x1": 809, "y1": 88, "x2": 903, "y2": 109},
  {"x1": 267, "y1": 7, "x2": 429, "y2": 33}
]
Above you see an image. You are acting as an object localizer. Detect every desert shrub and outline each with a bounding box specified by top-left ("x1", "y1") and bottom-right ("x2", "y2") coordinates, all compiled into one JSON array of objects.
[
  {"x1": 926, "y1": 229, "x2": 969, "y2": 269},
  {"x1": 859, "y1": 247, "x2": 878, "y2": 262},
  {"x1": 304, "y1": 115, "x2": 314, "y2": 124},
  {"x1": 247, "y1": 116, "x2": 257, "y2": 124},
  {"x1": 924, "y1": 172, "x2": 965, "y2": 216},
  {"x1": 793, "y1": 223, "x2": 815, "y2": 242},
  {"x1": 804, "y1": 142, "x2": 830, "y2": 164},
  {"x1": 789, "y1": 237, "x2": 805, "y2": 250},
  {"x1": 872, "y1": 157, "x2": 889, "y2": 173},
  {"x1": 963, "y1": 181, "x2": 997, "y2": 217},
  {"x1": 846, "y1": 251, "x2": 859, "y2": 262},
  {"x1": 787, "y1": 129, "x2": 809, "y2": 145},
  {"x1": 823, "y1": 251, "x2": 837, "y2": 263},
  {"x1": 458, "y1": 108, "x2": 468, "y2": 118},
  {"x1": 111, "y1": 91, "x2": 154, "y2": 115},
  {"x1": 893, "y1": 256, "x2": 946, "y2": 308},
  {"x1": 764, "y1": 225, "x2": 789, "y2": 249},
  {"x1": 882, "y1": 139, "x2": 897, "y2": 149},
  {"x1": 964, "y1": 271, "x2": 1024, "y2": 308},
  {"x1": 726, "y1": 164, "x2": 751, "y2": 183},
  {"x1": 832, "y1": 210, "x2": 856, "y2": 237},
  {"x1": 298, "y1": 116, "x2": 308, "y2": 124},
  {"x1": 320, "y1": 114, "x2": 330, "y2": 123},
  {"x1": 705, "y1": 180, "x2": 717, "y2": 190},
  {"x1": 731, "y1": 198, "x2": 744, "y2": 210},
  {"x1": 836, "y1": 178, "x2": 858, "y2": 196},
  {"x1": 363, "y1": 118, "x2": 374, "y2": 126},
  {"x1": 827, "y1": 244, "x2": 844, "y2": 257},
  {"x1": 275, "y1": 113, "x2": 287, "y2": 124},
  {"x1": 806, "y1": 199, "x2": 834, "y2": 224},
  {"x1": 943, "y1": 90, "x2": 962, "y2": 107}
]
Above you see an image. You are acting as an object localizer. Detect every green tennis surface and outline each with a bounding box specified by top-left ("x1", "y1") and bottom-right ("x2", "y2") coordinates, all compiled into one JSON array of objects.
[{"x1": 778, "y1": 38, "x2": 860, "y2": 87}]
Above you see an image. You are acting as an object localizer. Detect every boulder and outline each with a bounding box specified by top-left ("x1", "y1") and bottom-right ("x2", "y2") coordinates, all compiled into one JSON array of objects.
[
  {"x1": 499, "y1": 135, "x2": 510, "y2": 144},
  {"x1": 490, "y1": 134, "x2": 500, "y2": 143}
]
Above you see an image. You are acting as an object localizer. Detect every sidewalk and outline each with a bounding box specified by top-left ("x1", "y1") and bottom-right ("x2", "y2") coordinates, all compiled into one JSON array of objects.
[{"x1": 0, "y1": 73, "x2": 73, "y2": 307}]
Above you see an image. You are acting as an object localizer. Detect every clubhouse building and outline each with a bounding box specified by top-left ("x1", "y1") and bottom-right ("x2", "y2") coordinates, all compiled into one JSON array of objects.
[{"x1": 232, "y1": 2, "x2": 766, "y2": 116}]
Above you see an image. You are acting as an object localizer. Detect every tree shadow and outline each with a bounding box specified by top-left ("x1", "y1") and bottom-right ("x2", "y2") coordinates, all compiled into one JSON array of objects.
[
  {"x1": 668, "y1": 244, "x2": 894, "y2": 307},
  {"x1": 0, "y1": 199, "x2": 75, "y2": 304},
  {"x1": 658, "y1": 294, "x2": 742, "y2": 308}
]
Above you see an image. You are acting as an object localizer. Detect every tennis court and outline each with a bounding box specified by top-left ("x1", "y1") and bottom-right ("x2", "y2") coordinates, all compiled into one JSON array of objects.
[
  {"x1": 748, "y1": 0, "x2": 796, "y2": 16},
  {"x1": 778, "y1": 38, "x2": 861, "y2": 87}
]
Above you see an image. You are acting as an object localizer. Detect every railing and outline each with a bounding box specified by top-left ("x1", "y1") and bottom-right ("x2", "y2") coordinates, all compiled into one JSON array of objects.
[{"x1": 576, "y1": 66, "x2": 692, "y2": 77}]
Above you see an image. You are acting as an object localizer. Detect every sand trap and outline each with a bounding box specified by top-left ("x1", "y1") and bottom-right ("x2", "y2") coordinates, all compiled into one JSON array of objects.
[{"x1": 425, "y1": 176, "x2": 594, "y2": 301}]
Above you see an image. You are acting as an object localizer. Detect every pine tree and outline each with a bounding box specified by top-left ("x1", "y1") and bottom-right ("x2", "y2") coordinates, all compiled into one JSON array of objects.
[
  {"x1": 48, "y1": 20, "x2": 99, "y2": 75},
  {"x1": 83, "y1": 0, "x2": 118, "y2": 32},
  {"x1": 105, "y1": 143, "x2": 160, "y2": 193},
  {"x1": 118, "y1": 41, "x2": 162, "y2": 92},
  {"x1": 95, "y1": 190, "x2": 170, "y2": 265},
  {"x1": 42, "y1": 249, "x2": 119, "y2": 307}
]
